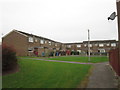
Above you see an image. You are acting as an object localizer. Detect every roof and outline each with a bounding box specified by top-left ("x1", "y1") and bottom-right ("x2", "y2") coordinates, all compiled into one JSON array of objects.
[
  {"x1": 15, "y1": 30, "x2": 61, "y2": 43},
  {"x1": 64, "y1": 42, "x2": 83, "y2": 45},
  {"x1": 83, "y1": 40, "x2": 118, "y2": 43}
]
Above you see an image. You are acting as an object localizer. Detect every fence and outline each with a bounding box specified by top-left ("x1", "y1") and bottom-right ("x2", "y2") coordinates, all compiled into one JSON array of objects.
[{"x1": 109, "y1": 48, "x2": 120, "y2": 76}]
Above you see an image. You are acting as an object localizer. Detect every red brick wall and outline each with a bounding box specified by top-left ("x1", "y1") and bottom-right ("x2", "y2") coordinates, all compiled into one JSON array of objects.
[
  {"x1": 2, "y1": 31, "x2": 28, "y2": 56},
  {"x1": 109, "y1": 48, "x2": 120, "y2": 76}
]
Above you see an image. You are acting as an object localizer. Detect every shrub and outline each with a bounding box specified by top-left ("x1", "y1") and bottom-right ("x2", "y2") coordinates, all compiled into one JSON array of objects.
[{"x1": 2, "y1": 44, "x2": 18, "y2": 72}]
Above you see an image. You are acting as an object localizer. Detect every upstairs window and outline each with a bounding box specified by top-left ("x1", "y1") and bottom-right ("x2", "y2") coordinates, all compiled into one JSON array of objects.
[
  {"x1": 111, "y1": 43, "x2": 116, "y2": 47},
  {"x1": 45, "y1": 40, "x2": 47, "y2": 44},
  {"x1": 99, "y1": 44, "x2": 104, "y2": 47},
  {"x1": 67, "y1": 45, "x2": 71, "y2": 48},
  {"x1": 84, "y1": 44, "x2": 87, "y2": 47},
  {"x1": 52, "y1": 42, "x2": 54, "y2": 45},
  {"x1": 28, "y1": 37, "x2": 33, "y2": 42},
  {"x1": 89, "y1": 44, "x2": 92, "y2": 47},
  {"x1": 95, "y1": 44, "x2": 98, "y2": 46},
  {"x1": 77, "y1": 44, "x2": 81, "y2": 47},
  {"x1": 106, "y1": 43, "x2": 110, "y2": 46},
  {"x1": 49, "y1": 41, "x2": 51, "y2": 45},
  {"x1": 40, "y1": 39, "x2": 44, "y2": 44},
  {"x1": 55, "y1": 43, "x2": 57, "y2": 46},
  {"x1": 35, "y1": 38, "x2": 38, "y2": 42}
]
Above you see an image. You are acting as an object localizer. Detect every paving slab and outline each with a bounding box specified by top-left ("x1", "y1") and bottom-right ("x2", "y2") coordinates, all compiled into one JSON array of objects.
[{"x1": 86, "y1": 62, "x2": 118, "y2": 88}]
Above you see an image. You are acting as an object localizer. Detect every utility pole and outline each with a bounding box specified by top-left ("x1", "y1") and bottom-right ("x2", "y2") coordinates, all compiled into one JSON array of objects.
[{"x1": 88, "y1": 29, "x2": 90, "y2": 61}]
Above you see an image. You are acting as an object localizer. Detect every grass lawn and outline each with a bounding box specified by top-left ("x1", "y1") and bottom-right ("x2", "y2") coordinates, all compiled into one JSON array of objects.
[
  {"x1": 19, "y1": 56, "x2": 108, "y2": 63},
  {"x1": 2, "y1": 58, "x2": 91, "y2": 88},
  {"x1": 47, "y1": 56, "x2": 108, "y2": 63}
]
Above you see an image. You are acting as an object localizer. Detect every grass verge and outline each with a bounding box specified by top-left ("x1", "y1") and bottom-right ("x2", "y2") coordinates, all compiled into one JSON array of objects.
[{"x1": 3, "y1": 58, "x2": 91, "y2": 88}]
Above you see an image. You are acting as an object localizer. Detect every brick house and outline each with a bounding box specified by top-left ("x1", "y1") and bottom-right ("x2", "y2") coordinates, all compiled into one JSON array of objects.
[
  {"x1": 64, "y1": 40, "x2": 118, "y2": 55},
  {"x1": 2, "y1": 29, "x2": 118, "y2": 56},
  {"x1": 2, "y1": 30, "x2": 63, "y2": 56},
  {"x1": 83, "y1": 40, "x2": 118, "y2": 55}
]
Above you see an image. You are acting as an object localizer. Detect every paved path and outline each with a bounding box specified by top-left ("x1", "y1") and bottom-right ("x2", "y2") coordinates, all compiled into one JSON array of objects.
[
  {"x1": 21, "y1": 58, "x2": 93, "y2": 65},
  {"x1": 86, "y1": 62, "x2": 118, "y2": 88}
]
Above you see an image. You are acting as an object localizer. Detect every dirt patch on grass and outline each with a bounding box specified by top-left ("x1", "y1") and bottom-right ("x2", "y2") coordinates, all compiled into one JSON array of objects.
[{"x1": 77, "y1": 66, "x2": 94, "y2": 88}]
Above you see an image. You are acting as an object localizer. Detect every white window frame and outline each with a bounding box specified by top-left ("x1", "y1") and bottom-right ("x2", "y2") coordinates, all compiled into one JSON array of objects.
[
  {"x1": 106, "y1": 43, "x2": 110, "y2": 46},
  {"x1": 28, "y1": 37, "x2": 34, "y2": 42},
  {"x1": 111, "y1": 43, "x2": 116, "y2": 47},
  {"x1": 49, "y1": 41, "x2": 51, "y2": 45},
  {"x1": 55, "y1": 43, "x2": 57, "y2": 46},
  {"x1": 99, "y1": 44, "x2": 104, "y2": 47},
  {"x1": 67, "y1": 45, "x2": 71, "y2": 48},
  {"x1": 77, "y1": 50, "x2": 81, "y2": 53},
  {"x1": 28, "y1": 47, "x2": 33, "y2": 52},
  {"x1": 99, "y1": 49, "x2": 105, "y2": 53},
  {"x1": 35, "y1": 38, "x2": 38, "y2": 42},
  {"x1": 40, "y1": 39, "x2": 44, "y2": 44},
  {"x1": 77, "y1": 44, "x2": 81, "y2": 48},
  {"x1": 95, "y1": 44, "x2": 98, "y2": 46},
  {"x1": 45, "y1": 40, "x2": 47, "y2": 44},
  {"x1": 84, "y1": 44, "x2": 87, "y2": 47},
  {"x1": 89, "y1": 44, "x2": 92, "y2": 47}
]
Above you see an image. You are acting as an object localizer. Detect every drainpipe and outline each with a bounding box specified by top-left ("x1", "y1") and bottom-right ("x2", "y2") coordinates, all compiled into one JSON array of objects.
[{"x1": 116, "y1": 0, "x2": 120, "y2": 89}]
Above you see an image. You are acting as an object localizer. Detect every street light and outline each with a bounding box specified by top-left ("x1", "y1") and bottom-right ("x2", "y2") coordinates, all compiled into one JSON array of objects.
[
  {"x1": 108, "y1": 12, "x2": 117, "y2": 20},
  {"x1": 88, "y1": 29, "x2": 90, "y2": 62}
]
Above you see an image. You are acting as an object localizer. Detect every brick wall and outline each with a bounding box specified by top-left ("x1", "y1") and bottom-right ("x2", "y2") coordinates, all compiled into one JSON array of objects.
[{"x1": 2, "y1": 31, "x2": 28, "y2": 56}]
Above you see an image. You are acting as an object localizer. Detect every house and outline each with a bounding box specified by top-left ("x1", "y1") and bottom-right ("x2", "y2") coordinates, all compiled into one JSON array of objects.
[
  {"x1": 2, "y1": 29, "x2": 118, "y2": 56},
  {"x1": 2, "y1": 30, "x2": 63, "y2": 56},
  {"x1": 64, "y1": 40, "x2": 118, "y2": 55}
]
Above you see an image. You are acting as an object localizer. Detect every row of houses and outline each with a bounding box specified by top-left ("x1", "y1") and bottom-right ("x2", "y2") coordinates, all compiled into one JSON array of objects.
[{"x1": 2, "y1": 30, "x2": 118, "y2": 56}]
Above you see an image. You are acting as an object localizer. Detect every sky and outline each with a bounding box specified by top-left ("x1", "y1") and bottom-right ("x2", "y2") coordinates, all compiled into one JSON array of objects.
[{"x1": 0, "y1": 0, "x2": 118, "y2": 43}]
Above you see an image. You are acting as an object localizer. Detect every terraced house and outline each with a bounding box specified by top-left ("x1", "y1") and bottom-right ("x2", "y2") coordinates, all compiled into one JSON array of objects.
[
  {"x1": 64, "y1": 40, "x2": 118, "y2": 55},
  {"x1": 2, "y1": 30, "x2": 63, "y2": 56},
  {"x1": 2, "y1": 30, "x2": 118, "y2": 56}
]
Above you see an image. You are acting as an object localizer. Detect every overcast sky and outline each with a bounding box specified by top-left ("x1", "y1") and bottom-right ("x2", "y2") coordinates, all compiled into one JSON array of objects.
[{"x1": 0, "y1": 0, "x2": 118, "y2": 43}]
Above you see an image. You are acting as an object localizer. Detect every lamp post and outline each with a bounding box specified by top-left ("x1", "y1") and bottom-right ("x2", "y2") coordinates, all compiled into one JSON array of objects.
[
  {"x1": 108, "y1": 0, "x2": 120, "y2": 88},
  {"x1": 88, "y1": 29, "x2": 90, "y2": 61},
  {"x1": 116, "y1": 0, "x2": 120, "y2": 88}
]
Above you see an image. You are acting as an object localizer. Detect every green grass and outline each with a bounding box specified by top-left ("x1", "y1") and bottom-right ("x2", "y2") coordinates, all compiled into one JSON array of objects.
[
  {"x1": 3, "y1": 58, "x2": 91, "y2": 88},
  {"x1": 19, "y1": 56, "x2": 109, "y2": 63},
  {"x1": 47, "y1": 56, "x2": 108, "y2": 63}
]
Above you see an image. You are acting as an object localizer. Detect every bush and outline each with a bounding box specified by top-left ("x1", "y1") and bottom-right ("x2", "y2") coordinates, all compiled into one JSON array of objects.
[{"x1": 2, "y1": 44, "x2": 18, "y2": 72}]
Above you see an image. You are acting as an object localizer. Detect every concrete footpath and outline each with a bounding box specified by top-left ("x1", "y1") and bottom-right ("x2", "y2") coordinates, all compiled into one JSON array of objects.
[{"x1": 86, "y1": 62, "x2": 118, "y2": 88}]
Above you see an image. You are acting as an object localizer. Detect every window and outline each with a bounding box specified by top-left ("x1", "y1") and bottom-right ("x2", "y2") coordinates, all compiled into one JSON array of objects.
[
  {"x1": 67, "y1": 45, "x2": 71, "y2": 48},
  {"x1": 45, "y1": 40, "x2": 47, "y2": 44},
  {"x1": 95, "y1": 44, "x2": 98, "y2": 46},
  {"x1": 49, "y1": 41, "x2": 51, "y2": 45},
  {"x1": 111, "y1": 43, "x2": 116, "y2": 47},
  {"x1": 77, "y1": 50, "x2": 81, "y2": 53},
  {"x1": 106, "y1": 43, "x2": 110, "y2": 46},
  {"x1": 28, "y1": 47, "x2": 33, "y2": 52},
  {"x1": 55, "y1": 43, "x2": 57, "y2": 46},
  {"x1": 84, "y1": 44, "x2": 87, "y2": 47},
  {"x1": 52, "y1": 42, "x2": 54, "y2": 45},
  {"x1": 98, "y1": 49, "x2": 105, "y2": 53},
  {"x1": 89, "y1": 44, "x2": 92, "y2": 47},
  {"x1": 35, "y1": 38, "x2": 37, "y2": 42},
  {"x1": 40, "y1": 39, "x2": 44, "y2": 44},
  {"x1": 99, "y1": 44, "x2": 104, "y2": 47},
  {"x1": 28, "y1": 37, "x2": 33, "y2": 42},
  {"x1": 77, "y1": 44, "x2": 81, "y2": 47}
]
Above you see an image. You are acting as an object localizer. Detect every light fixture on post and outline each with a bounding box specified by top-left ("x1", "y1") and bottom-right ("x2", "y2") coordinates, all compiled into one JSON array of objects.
[{"x1": 108, "y1": 12, "x2": 117, "y2": 20}]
